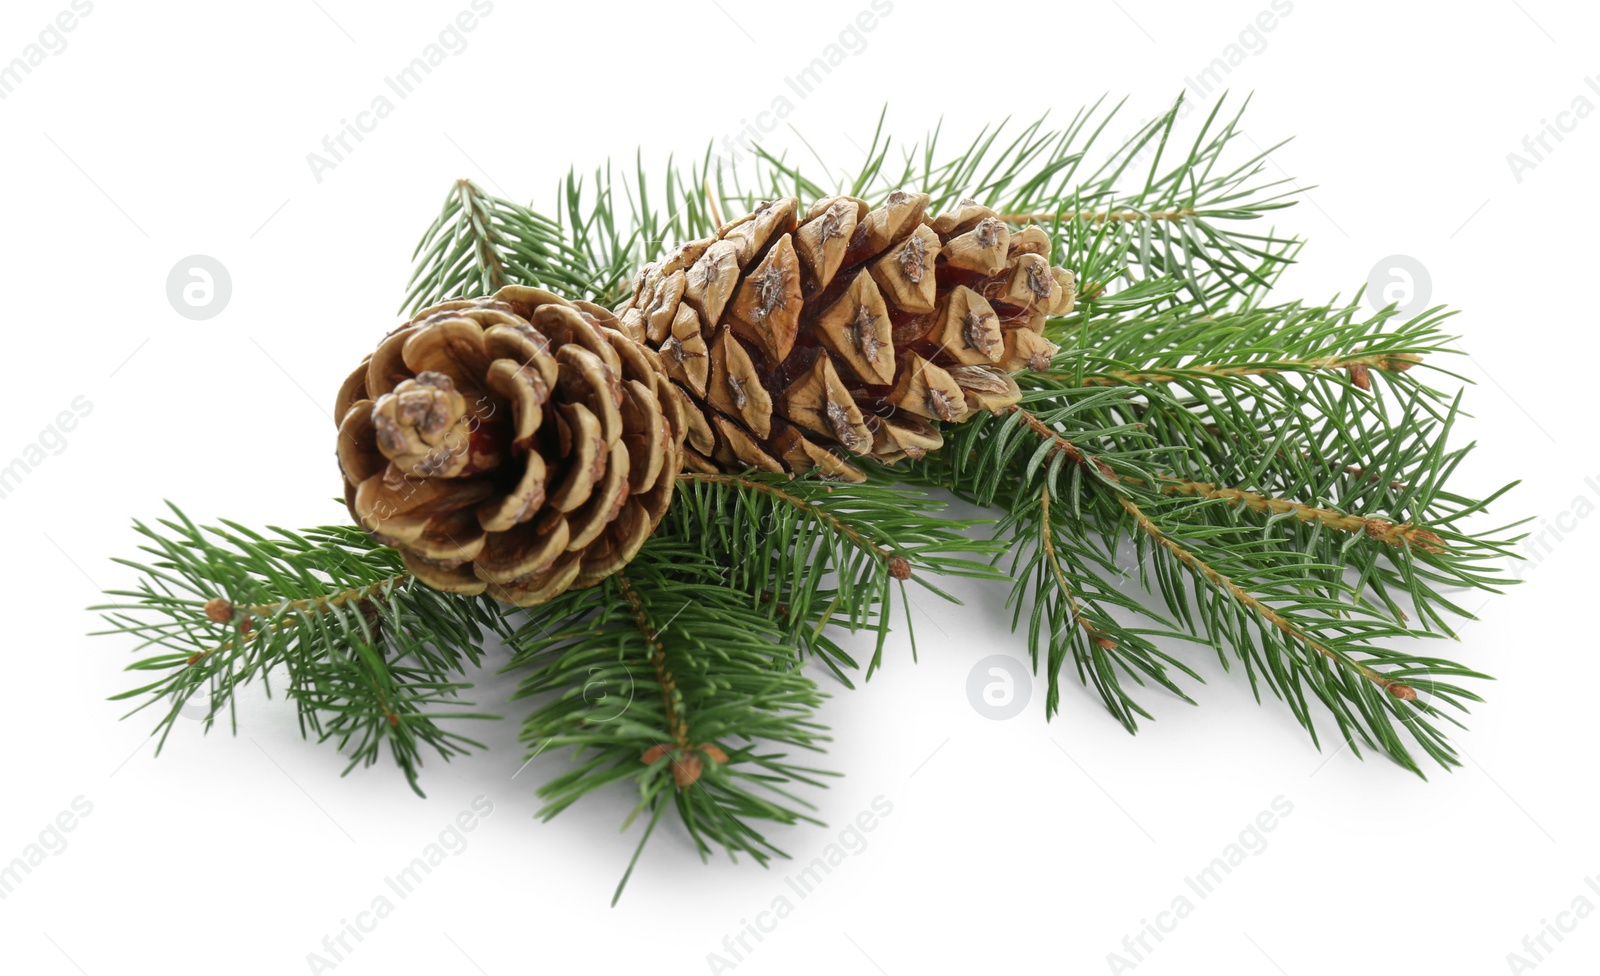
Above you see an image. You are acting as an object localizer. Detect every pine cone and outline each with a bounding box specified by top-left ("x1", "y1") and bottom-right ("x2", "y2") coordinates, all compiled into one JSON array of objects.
[
  {"x1": 615, "y1": 193, "x2": 1074, "y2": 480},
  {"x1": 334, "y1": 286, "x2": 685, "y2": 605}
]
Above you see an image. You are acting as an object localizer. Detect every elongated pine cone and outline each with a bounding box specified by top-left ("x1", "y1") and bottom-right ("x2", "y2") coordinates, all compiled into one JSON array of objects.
[
  {"x1": 615, "y1": 193, "x2": 1074, "y2": 481},
  {"x1": 334, "y1": 286, "x2": 686, "y2": 605}
]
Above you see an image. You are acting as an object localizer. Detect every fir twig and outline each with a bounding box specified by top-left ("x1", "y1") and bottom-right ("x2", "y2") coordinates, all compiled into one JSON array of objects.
[
  {"x1": 402, "y1": 179, "x2": 598, "y2": 314},
  {"x1": 665, "y1": 471, "x2": 1005, "y2": 680},
  {"x1": 508, "y1": 542, "x2": 835, "y2": 903},
  {"x1": 93, "y1": 507, "x2": 508, "y2": 794}
]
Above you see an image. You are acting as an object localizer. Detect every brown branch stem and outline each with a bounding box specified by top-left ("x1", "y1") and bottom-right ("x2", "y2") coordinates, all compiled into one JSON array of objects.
[
  {"x1": 1115, "y1": 495, "x2": 1414, "y2": 700},
  {"x1": 245, "y1": 576, "x2": 412, "y2": 620},
  {"x1": 616, "y1": 574, "x2": 691, "y2": 751},
  {"x1": 1007, "y1": 406, "x2": 1116, "y2": 479},
  {"x1": 1134, "y1": 476, "x2": 1445, "y2": 552},
  {"x1": 1039, "y1": 486, "x2": 1116, "y2": 650},
  {"x1": 187, "y1": 575, "x2": 410, "y2": 667}
]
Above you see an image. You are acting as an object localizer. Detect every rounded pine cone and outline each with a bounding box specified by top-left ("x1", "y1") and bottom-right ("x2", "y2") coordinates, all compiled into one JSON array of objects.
[
  {"x1": 335, "y1": 286, "x2": 686, "y2": 605},
  {"x1": 615, "y1": 193, "x2": 1074, "y2": 481}
]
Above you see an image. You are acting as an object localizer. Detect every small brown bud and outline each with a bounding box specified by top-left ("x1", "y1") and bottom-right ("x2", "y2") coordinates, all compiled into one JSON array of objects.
[
  {"x1": 701, "y1": 744, "x2": 729, "y2": 764},
  {"x1": 237, "y1": 615, "x2": 254, "y2": 635},
  {"x1": 671, "y1": 752, "x2": 705, "y2": 788},
  {"x1": 1388, "y1": 683, "x2": 1418, "y2": 701},
  {"x1": 203, "y1": 597, "x2": 235, "y2": 624},
  {"x1": 1349, "y1": 362, "x2": 1372, "y2": 391},
  {"x1": 887, "y1": 555, "x2": 912, "y2": 580},
  {"x1": 641, "y1": 744, "x2": 670, "y2": 765}
]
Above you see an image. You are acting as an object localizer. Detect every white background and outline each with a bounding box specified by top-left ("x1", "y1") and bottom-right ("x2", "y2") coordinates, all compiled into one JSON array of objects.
[{"x1": 1, "y1": 1, "x2": 1594, "y2": 974}]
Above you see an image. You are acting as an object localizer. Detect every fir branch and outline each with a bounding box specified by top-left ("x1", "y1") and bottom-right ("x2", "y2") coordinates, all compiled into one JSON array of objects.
[
  {"x1": 892, "y1": 395, "x2": 1204, "y2": 725},
  {"x1": 1113, "y1": 491, "x2": 1415, "y2": 700},
  {"x1": 1028, "y1": 482, "x2": 1201, "y2": 727},
  {"x1": 1046, "y1": 296, "x2": 1455, "y2": 394},
  {"x1": 507, "y1": 543, "x2": 835, "y2": 903},
  {"x1": 680, "y1": 473, "x2": 892, "y2": 562},
  {"x1": 402, "y1": 179, "x2": 599, "y2": 313},
  {"x1": 1023, "y1": 295, "x2": 1522, "y2": 632},
  {"x1": 661, "y1": 471, "x2": 1005, "y2": 682},
  {"x1": 93, "y1": 507, "x2": 508, "y2": 794},
  {"x1": 909, "y1": 387, "x2": 1507, "y2": 771},
  {"x1": 1009, "y1": 402, "x2": 1116, "y2": 477},
  {"x1": 185, "y1": 576, "x2": 413, "y2": 666},
  {"x1": 1102, "y1": 485, "x2": 1489, "y2": 774}
]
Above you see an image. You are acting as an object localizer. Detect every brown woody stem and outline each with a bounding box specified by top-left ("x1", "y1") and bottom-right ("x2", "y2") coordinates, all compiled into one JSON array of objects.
[
  {"x1": 616, "y1": 574, "x2": 692, "y2": 751},
  {"x1": 1039, "y1": 486, "x2": 1116, "y2": 650},
  {"x1": 246, "y1": 576, "x2": 412, "y2": 620},
  {"x1": 1008, "y1": 406, "x2": 1117, "y2": 480},
  {"x1": 1132, "y1": 476, "x2": 1445, "y2": 552},
  {"x1": 187, "y1": 575, "x2": 410, "y2": 667}
]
